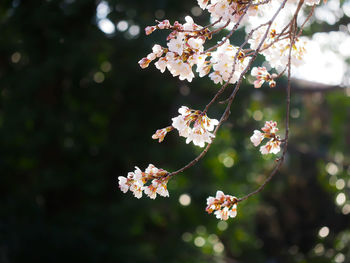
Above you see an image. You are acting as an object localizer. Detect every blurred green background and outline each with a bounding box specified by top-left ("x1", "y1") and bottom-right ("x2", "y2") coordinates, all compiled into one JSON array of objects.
[{"x1": 1, "y1": 0, "x2": 350, "y2": 262}]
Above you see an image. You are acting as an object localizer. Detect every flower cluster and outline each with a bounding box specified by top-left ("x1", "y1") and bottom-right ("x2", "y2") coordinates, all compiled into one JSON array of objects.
[
  {"x1": 251, "y1": 66, "x2": 277, "y2": 88},
  {"x1": 139, "y1": 16, "x2": 209, "y2": 82},
  {"x1": 206, "y1": 191, "x2": 238, "y2": 220},
  {"x1": 249, "y1": 25, "x2": 307, "y2": 71},
  {"x1": 118, "y1": 164, "x2": 170, "y2": 199},
  {"x1": 197, "y1": 0, "x2": 259, "y2": 24},
  {"x1": 139, "y1": 17, "x2": 251, "y2": 85},
  {"x1": 208, "y1": 40, "x2": 250, "y2": 84},
  {"x1": 145, "y1": 19, "x2": 171, "y2": 35},
  {"x1": 250, "y1": 121, "x2": 281, "y2": 154},
  {"x1": 171, "y1": 106, "x2": 219, "y2": 147},
  {"x1": 123, "y1": 0, "x2": 324, "y2": 221}
]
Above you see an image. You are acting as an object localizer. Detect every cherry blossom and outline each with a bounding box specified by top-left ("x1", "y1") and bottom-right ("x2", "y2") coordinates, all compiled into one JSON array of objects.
[
  {"x1": 250, "y1": 130, "x2": 264, "y2": 147},
  {"x1": 138, "y1": 16, "x2": 208, "y2": 82},
  {"x1": 139, "y1": 16, "x2": 253, "y2": 85},
  {"x1": 208, "y1": 39, "x2": 251, "y2": 84},
  {"x1": 171, "y1": 106, "x2": 219, "y2": 147},
  {"x1": 260, "y1": 139, "x2": 281, "y2": 154},
  {"x1": 123, "y1": 0, "x2": 325, "y2": 220},
  {"x1": 206, "y1": 190, "x2": 238, "y2": 220},
  {"x1": 145, "y1": 20, "x2": 171, "y2": 35},
  {"x1": 250, "y1": 121, "x2": 281, "y2": 154},
  {"x1": 198, "y1": 0, "x2": 260, "y2": 24},
  {"x1": 251, "y1": 66, "x2": 277, "y2": 88},
  {"x1": 249, "y1": 25, "x2": 308, "y2": 71},
  {"x1": 152, "y1": 126, "x2": 174, "y2": 143},
  {"x1": 197, "y1": 0, "x2": 209, "y2": 9},
  {"x1": 305, "y1": 0, "x2": 321, "y2": 6},
  {"x1": 118, "y1": 164, "x2": 170, "y2": 199}
]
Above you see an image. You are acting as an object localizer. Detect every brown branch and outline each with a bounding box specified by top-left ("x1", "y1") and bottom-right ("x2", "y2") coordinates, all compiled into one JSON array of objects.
[
  {"x1": 203, "y1": 0, "x2": 293, "y2": 112},
  {"x1": 155, "y1": 18, "x2": 223, "y2": 34},
  {"x1": 167, "y1": 0, "x2": 289, "y2": 179},
  {"x1": 297, "y1": 5, "x2": 316, "y2": 38},
  {"x1": 204, "y1": 0, "x2": 254, "y2": 54},
  {"x1": 208, "y1": 19, "x2": 232, "y2": 36},
  {"x1": 202, "y1": 23, "x2": 258, "y2": 113},
  {"x1": 238, "y1": 0, "x2": 304, "y2": 203}
]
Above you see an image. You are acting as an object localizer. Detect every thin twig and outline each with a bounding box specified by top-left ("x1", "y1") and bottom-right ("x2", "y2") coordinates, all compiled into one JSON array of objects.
[
  {"x1": 204, "y1": 0, "x2": 254, "y2": 54},
  {"x1": 238, "y1": 0, "x2": 303, "y2": 203},
  {"x1": 297, "y1": 5, "x2": 316, "y2": 38},
  {"x1": 167, "y1": 0, "x2": 289, "y2": 179}
]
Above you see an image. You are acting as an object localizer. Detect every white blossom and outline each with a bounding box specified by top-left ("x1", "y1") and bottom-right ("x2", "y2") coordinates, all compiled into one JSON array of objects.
[
  {"x1": 118, "y1": 165, "x2": 170, "y2": 199},
  {"x1": 197, "y1": 0, "x2": 209, "y2": 9},
  {"x1": 185, "y1": 126, "x2": 215, "y2": 147},
  {"x1": 144, "y1": 181, "x2": 158, "y2": 199},
  {"x1": 209, "y1": 39, "x2": 250, "y2": 84},
  {"x1": 156, "y1": 180, "x2": 169, "y2": 197},
  {"x1": 251, "y1": 66, "x2": 277, "y2": 88},
  {"x1": 250, "y1": 130, "x2": 264, "y2": 146},
  {"x1": 305, "y1": 0, "x2": 321, "y2": 6},
  {"x1": 167, "y1": 37, "x2": 184, "y2": 55},
  {"x1": 187, "y1": 38, "x2": 204, "y2": 51},
  {"x1": 118, "y1": 176, "x2": 129, "y2": 193},
  {"x1": 209, "y1": 71, "x2": 223, "y2": 84},
  {"x1": 251, "y1": 121, "x2": 281, "y2": 155},
  {"x1": 171, "y1": 106, "x2": 219, "y2": 147},
  {"x1": 152, "y1": 44, "x2": 164, "y2": 57},
  {"x1": 154, "y1": 58, "x2": 167, "y2": 73},
  {"x1": 206, "y1": 190, "x2": 238, "y2": 221},
  {"x1": 249, "y1": 25, "x2": 308, "y2": 71},
  {"x1": 130, "y1": 181, "x2": 143, "y2": 199},
  {"x1": 260, "y1": 139, "x2": 281, "y2": 155}
]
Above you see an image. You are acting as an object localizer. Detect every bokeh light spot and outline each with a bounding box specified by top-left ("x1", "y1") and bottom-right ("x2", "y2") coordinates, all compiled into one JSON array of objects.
[
  {"x1": 223, "y1": 156, "x2": 234, "y2": 168},
  {"x1": 129, "y1": 25, "x2": 140, "y2": 36},
  {"x1": 179, "y1": 85, "x2": 190, "y2": 96},
  {"x1": 335, "y1": 253, "x2": 345, "y2": 263},
  {"x1": 117, "y1": 20, "x2": 128, "y2": 32},
  {"x1": 194, "y1": 236, "x2": 205, "y2": 247},
  {"x1": 98, "y1": 19, "x2": 115, "y2": 34},
  {"x1": 314, "y1": 243, "x2": 325, "y2": 255},
  {"x1": 11, "y1": 52, "x2": 21, "y2": 63},
  {"x1": 342, "y1": 204, "x2": 350, "y2": 215},
  {"x1": 326, "y1": 162, "x2": 339, "y2": 175},
  {"x1": 335, "y1": 179, "x2": 345, "y2": 190},
  {"x1": 101, "y1": 61, "x2": 112, "y2": 72},
  {"x1": 93, "y1": 72, "x2": 105, "y2": 83},
  {"x1": 155, "y1": 9, "x2": 165, "y2": 19},
  {"x1": 213, "y1": 242, "x2": 224, "y2": 253},
  {"x1": 191, "y1": 6, "x2": 202, "y2": 16},
  {"x1": 253, "y1": 110, "x2": 263, "y2": 121},
  {"x1": 179, "y1": 193, "x2": 191, "y2": 206},
  {"x1": 217, "y1": 221, "x2": 228, "y2": 231},
  {"x1": 319, "y1": 226, "x2": 329, "y2": 238},
  {"x1": 208, "y1": 234, "x2": 218, "y2": 244},
  {"x1": 336, "y1": 193, "x2": 346, "y2": 206},
  {"x1": 96, "y1": 1, "x2": 110, "y2": 19},
  {"x1": 182, "y1": 232, "x2": 192, "y2": 242},
  {"x1": 196, "y1": 225, "x2": 206, "y2": 235}
]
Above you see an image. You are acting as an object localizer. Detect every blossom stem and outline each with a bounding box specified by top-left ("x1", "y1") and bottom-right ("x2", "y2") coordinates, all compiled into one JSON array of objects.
[{"x1": 237, "y1": 0, "x2": 302, "y2": 203}]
